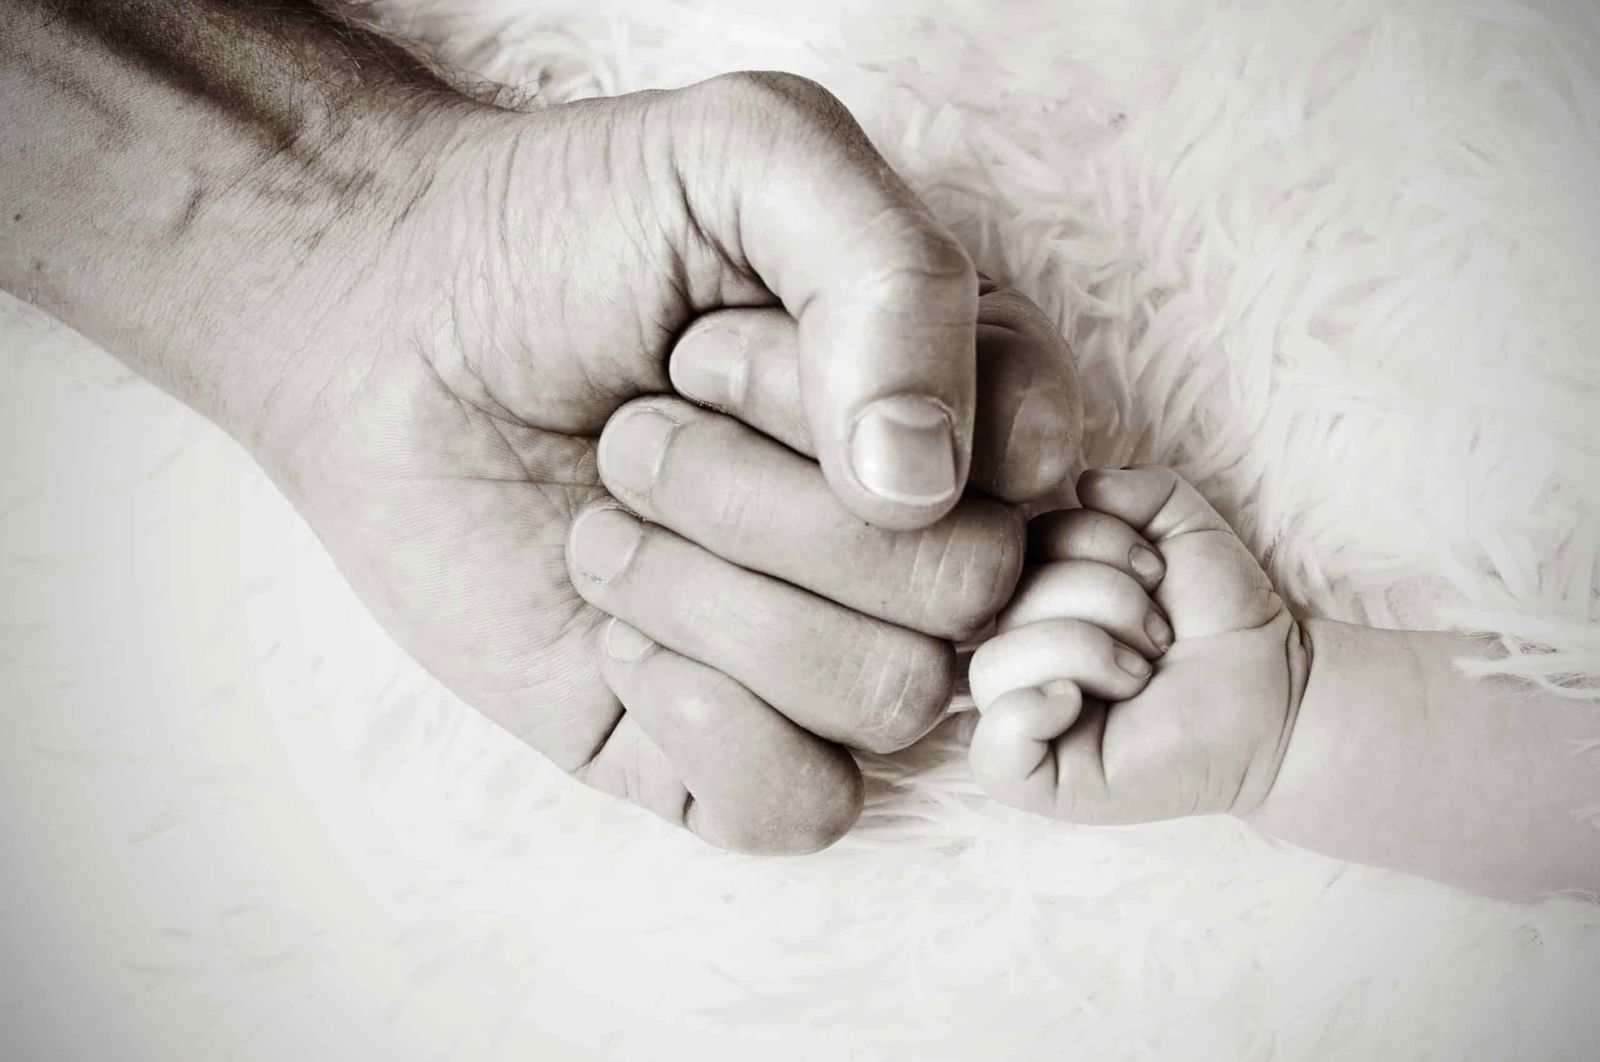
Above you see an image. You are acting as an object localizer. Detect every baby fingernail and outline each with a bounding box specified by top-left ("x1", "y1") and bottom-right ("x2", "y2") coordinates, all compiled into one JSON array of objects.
[
  {"x1": 568, "y1": 506, "x2": 643, "y2": 583},
  {"x1": 604, "y1": 618, "x2": 655, "y2": 662},
  {"x1": 1129, "y1": 544, "x2": 1164, "y2": 584},
  {"x1": 670, "y1": 327, "x2": 748, "y2": 409},
  {"x1": 599, "y1": 405, "x2": 678, "y2": 498},
  {"x1": 1146, "y1": 612, "x2": 1174, "y2": 652},
  {"x1": 850, "y1": 395, "x2": 958, "y2": 505},
  {"x1": 1114, "y1": 644, "x2": 1151, "y2": 679},
  {"x1": 1039, "y1": 679, "x2": 1076, "y2": 698}
]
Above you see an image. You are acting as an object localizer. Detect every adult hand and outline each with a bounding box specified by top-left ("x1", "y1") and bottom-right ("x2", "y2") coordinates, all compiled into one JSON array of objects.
[
  {"x1": 570, "y1": 290, "x2": 1079, "y2": 849},
  {"x1": 3, "y1": 3, "x2": 1080, "y2": 851}
]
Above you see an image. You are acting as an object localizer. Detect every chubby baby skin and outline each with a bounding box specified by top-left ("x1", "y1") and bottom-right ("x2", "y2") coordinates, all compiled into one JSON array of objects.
[
  {"x1": 971, "y1": 468, "x2": 1600, "y2": 902},
  {"x1": 589, "y1": 297, "x2": 1597, "y2": 901},
  {"x1": 968, "y1": 466, "x2": 1305, "y2": 824}
]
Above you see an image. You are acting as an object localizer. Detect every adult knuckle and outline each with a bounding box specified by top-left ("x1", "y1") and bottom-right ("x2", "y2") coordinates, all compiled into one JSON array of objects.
[
  {"x1": 691, "y1": 422, "x2": 774, "y2": 550},
  {"x1": 852, "y1": 630, "x2": 955, "y2": 753},
  {"x1": 710, "y1": 816, "x2": 783, "y2": 856},
  {"x1": 770, "y1": 773, "x2": 864, "y2": 854},
  {"x1": 854, "y1": 217, "x2": 973, "y2": 299},
  {"x1": 705, "y1": 754, "x2": 862, "y2": 856},
  {"x1": 914, "y1": 502, "x2": 1025, "y2": 640},
  {"x1": 669, "y1": 677, "x2": 727, "y2": 733},
  {"x1": 691, "y1": 70, "x2": 847, "y2": 138},
  {"x1": 720, "y1": 69, "x2": 839, "y2": 114}
]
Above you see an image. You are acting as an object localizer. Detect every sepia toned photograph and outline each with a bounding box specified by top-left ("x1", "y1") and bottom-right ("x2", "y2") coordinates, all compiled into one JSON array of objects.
[{"x1": 3, "y1": 1, "x2": 1597, "y2": 1058}]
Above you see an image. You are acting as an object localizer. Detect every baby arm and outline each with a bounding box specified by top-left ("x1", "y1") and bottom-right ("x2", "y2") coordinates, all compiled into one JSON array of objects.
[{"x1": 969, "y1": 467, "x2": 1600, "y2": 902}]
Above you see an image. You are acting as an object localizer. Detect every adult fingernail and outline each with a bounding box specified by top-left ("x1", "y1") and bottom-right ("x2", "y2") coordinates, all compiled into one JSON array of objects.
[
  {"x1": 670, "y1": 327, "x2": 747, "y2": 409},
  {"x1": 850, "y1": 395, "x2": 957, "y2": 505},
  {"x1": 568, "y1": 507, "x2": 643, "y2": 583},
  {"x1": 604, "y1": 617, "x2": 655, "y2": 662},
  {"x1": 599, "y1": 406, "x2": 678, "y2": 498},
  {"x1": 1114, "y1": 644, "x2": 1151, "y2": 679},
  {"x1": 1129, "y1": 544, "x2": 1164, "y2": 585},
  {"x1": 1145, "y1": 612, "x2": 1174, "y2": 652}
]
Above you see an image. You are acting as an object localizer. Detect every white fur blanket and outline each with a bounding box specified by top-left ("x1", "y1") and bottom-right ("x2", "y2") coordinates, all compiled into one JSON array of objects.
[{"x1": 3, "y1": 1, "x2": 1598, "y2": 1059}]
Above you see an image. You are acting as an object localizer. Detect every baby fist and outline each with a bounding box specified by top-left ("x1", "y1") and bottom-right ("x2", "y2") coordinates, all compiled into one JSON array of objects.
[{"x1": 967, "y1": 467, "x2": 1309, "y2": 824}]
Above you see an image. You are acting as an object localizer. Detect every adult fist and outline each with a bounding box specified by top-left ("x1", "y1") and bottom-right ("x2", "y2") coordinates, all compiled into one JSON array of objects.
[
  {"x1": 568, "y1": 289, "x2": 1080, "y2": 851},
  {"x1": 4, "y1": 4, "x2": 1081, "y2": 854}
]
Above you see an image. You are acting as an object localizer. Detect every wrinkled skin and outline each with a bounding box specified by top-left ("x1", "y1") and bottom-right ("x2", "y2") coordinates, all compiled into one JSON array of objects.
[{"x1": 233, "y1": 74, "x2": 1083, "y2": 852}]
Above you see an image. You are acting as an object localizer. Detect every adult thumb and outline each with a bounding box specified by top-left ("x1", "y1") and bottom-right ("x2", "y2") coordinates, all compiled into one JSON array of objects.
[{"x1": 671, "y1": 71, "x2": 980, "y2": 530}]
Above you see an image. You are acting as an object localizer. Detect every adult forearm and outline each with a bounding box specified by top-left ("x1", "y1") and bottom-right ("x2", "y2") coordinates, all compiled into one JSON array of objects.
[
  {"x1": 1252, "y1": 620, "x2": 1600, "y2": 901},
  {"x1": 0, "y1": 0, "x2": 454, "y2": 443}
]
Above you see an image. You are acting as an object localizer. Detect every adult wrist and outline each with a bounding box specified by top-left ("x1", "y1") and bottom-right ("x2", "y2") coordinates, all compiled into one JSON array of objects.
[
  {"x1": 0, "y1": 2, "x2": 480, "y2": 453},
  {"x1": 195, "y1": 93, "x2": 478, "y2": 455}
]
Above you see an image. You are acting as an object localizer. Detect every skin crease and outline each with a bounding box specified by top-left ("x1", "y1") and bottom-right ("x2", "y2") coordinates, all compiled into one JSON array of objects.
[
  {"x1": 2, "y1": 1, "x2": 1083, "y2": 853},
  {"x1": 5, "y1": 4, "x2": 1588, "y2": 897},
  {"x1": 967, "y1": 468, "x2": 1600, "y2": 902}
]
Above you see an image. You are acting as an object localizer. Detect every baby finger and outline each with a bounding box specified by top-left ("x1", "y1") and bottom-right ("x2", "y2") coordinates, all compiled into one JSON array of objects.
[
  {"x1": 1028, "y1": 507, "x2": 1165, "y2": 591},
  {"x1": 998, "y1": 559, "x2": 1174, "y2": 657},
  {"x1": 969, "y1": 685, "x2": 1085, "y2": 813},
  {"x1": 969, "y1": 617, "x2": 1153, "y2": 710}
]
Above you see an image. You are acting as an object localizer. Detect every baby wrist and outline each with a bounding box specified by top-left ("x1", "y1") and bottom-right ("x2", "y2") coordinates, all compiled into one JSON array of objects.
[{"x1": 1234, "y1": 613, "x2": 1319, "y2": 826}]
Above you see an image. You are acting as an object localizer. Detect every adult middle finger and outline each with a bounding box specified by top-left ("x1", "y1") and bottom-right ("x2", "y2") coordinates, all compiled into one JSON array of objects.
[
  {"x1": 596, "y1": 395, "x2": 1025, "y2": 642},
  {"x1": 565, "y1": 500, "x2": 956, "y2": 753}
]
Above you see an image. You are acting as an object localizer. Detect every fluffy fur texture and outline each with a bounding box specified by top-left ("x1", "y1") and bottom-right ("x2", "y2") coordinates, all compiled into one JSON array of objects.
[{"x1": 2, "y1": 0, "x2": 1598, "y2": 1059}]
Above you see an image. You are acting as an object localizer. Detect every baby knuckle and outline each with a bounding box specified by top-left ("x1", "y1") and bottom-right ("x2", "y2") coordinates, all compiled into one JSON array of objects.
[
  {"x1": 965, "y1": 636, "x2": 1034, "y2": 712},
  {"x1": 1099, "y1": 565, "x2": 1147, "y2": 610},
  {"x1": 968, "y1": 745, "x2": 1014, "y2": 797}
]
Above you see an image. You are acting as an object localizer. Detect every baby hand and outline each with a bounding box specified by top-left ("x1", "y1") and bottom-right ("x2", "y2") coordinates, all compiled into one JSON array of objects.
[{"x1": 967, "y1": 467, "x2": 1309, "y2": 824}]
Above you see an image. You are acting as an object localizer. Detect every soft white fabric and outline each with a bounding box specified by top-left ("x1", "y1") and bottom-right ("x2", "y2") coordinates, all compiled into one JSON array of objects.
[{"x1": 3, "y1": 1, "x2": 1598, "y2": 1059}]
